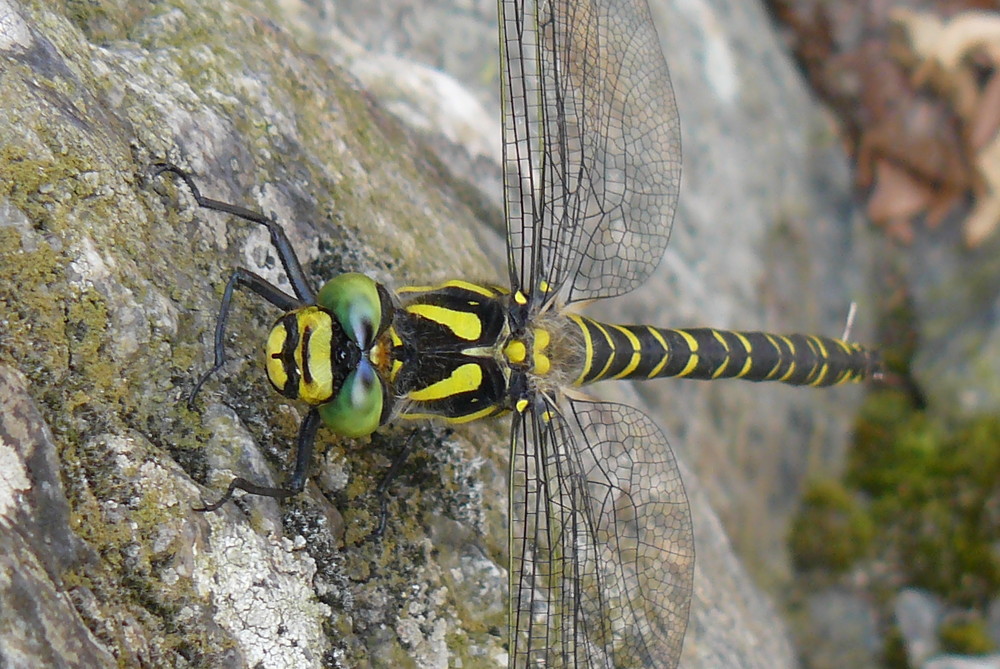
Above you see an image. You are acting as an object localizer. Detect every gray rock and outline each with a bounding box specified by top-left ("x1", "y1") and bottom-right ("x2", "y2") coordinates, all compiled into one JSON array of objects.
[
  {"x1": 924, "y1": 654, "x2": 1000, "y2": 669},
  {"x1": 797, "y1": 587, "x2": 881, "y2": 669},
  {"x1": 896, "y1": 587, "x2": 945, "y2": 668},
  {"x1": 0, "y1": 366, "x2": 117, "y2": 668},
  {"x1": 989, "y1": 597, "x2": 1000, "y2": 649},
  {"x1": 906, "y1": 196, "x2": 1000, "y2": 417}
]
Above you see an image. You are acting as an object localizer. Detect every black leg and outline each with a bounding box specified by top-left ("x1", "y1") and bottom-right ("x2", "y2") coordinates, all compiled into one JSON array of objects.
[
  {"x1": 152, "y1": 163, "x2": 316, "y2": 303},
  {"x1": 188, "y1": 267, "x2": 304, "y2": 407},
  {"x1": 194, "y1": 408, "x2": 322, "y2": 512},
  {"x1": 286, "y1": 408, "x2": 322, "y2": 496}
]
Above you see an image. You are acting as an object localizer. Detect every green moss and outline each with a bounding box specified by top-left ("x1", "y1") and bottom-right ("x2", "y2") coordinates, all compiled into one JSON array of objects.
[
  {"x1": 789, "y1": 479, "x2": 874, "y2": 572},
  {"x1": 64, "y1": 0, "x2": 127, "y2": 43},
  {"x1": 847, "y1": 389, "x2": 941, "y2": 496},
  {"x1": 0, "y1": 228, "x2": 66, "y2": 382},
  {"x1": 939, "y1": 615, "x2": 997, "y2": 655},
  {"x1": 842, "y1": 392, "x2": 1000, "y2": 605},
  {"x1": 792, "y1": 383, "x2": 1000, "y2": 667},
  {"x1": 903, "y1": 416, "x2": 996, "y2": 601}
]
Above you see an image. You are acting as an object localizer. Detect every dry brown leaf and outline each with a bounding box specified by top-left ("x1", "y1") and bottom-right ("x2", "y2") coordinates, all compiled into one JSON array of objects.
[
  {"x1": 867, "y1": 158, "x2": 934, "y2": 222},
  {"x1": 964, "y1": 197, "x2": 1000, "y2": 244},
  {"x1": 889, "y1": 7, "x2": 1000, "y2": 245},
  {"x1": 856, "y1": 96, "x2": 970, "y2": 188},
  {"x1": 894, "y1": 9, "x2": 1000, "y2": 73},
  {"x1": 866, "y1": 155, "x2": 965, "y2": 240},
  {"x1": 967, "y1": 127, "x2": 1000, "y2": 244},
  {"x1": 969, "y1": 71, "x2": 1000, "y2": 149}
]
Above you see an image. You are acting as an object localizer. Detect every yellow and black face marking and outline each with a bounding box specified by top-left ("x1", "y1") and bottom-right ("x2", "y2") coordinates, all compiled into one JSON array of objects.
[{"x1": 265, "y1": 305, "x2": 359, "y2": 404}]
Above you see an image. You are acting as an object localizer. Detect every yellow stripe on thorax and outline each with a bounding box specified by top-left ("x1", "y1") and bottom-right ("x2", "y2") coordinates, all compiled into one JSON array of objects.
[
  {"x1": 408, "y1": 362, "x2": 483, "y2": 402},
  {"x1": 397, "y1": 279, "x2": 502, "y2": 297},
  {"x1": 406, "y1": 303, "x2": 483, "y2": 341},
  {"x1": 386, "y1": 326, "x2": 404, "y2": 382},
  {"x1": 402, "y1": 405, "x2": 505, "y2": 424}
]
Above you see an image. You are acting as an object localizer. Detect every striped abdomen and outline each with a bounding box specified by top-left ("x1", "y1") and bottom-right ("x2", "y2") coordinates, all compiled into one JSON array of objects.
[{"x1": 568, "y1": 314, "x2": 880, "y2": 388}]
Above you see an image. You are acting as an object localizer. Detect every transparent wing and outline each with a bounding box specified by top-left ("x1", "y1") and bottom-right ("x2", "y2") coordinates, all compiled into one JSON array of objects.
[
  {"x1": 500, "y1": 0, "x2": 681, "y2": 306},
  {"x1": 508, "y1": 397, "x2": 694, "y2": 667}
]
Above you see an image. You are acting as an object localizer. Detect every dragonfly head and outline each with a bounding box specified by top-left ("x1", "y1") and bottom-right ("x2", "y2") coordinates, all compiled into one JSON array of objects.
[{"x1": 265, "y1": 273, "x2": 395, "y2": 438}]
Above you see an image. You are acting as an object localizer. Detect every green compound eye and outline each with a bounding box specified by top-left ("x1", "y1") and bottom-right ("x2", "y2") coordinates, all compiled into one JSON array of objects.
[
  {"x1": 318, "y1": 361, "x2": 383, "y2": 438},
  {"x1": 316, "y1": 273, "x2": 383, "y2": 348}
]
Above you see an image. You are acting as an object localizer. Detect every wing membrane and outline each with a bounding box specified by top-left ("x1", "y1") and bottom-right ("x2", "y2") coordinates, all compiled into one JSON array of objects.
[
  {"x1": 508, "y1": 397, "x2": 694, "y2": 667},
  {"x1": 500, "y1": 0, "x2": 681, "y2": 306}
]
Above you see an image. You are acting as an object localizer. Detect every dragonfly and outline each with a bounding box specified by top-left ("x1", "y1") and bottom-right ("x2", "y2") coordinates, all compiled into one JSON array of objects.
[{"x1": 155, "y1": 0, "x2": 880, "y2": 666}]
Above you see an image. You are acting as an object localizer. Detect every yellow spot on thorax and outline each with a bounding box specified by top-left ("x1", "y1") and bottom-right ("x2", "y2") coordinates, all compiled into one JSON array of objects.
[
  {"x1": 533, "y1": 352, "x2": 551, "y2": 376},
  {"x1": 504, "y1": 340, "x2": 527, "y2": 364},
  {"x1": 504, "y1": 327, "x2": 553, "y2": 374},
  {"x1": 533, "y1": 328, "x2": 550, "y2": 350},
  {"x1": 531, "y1": 327, "x2": 552, "y2": 375}
]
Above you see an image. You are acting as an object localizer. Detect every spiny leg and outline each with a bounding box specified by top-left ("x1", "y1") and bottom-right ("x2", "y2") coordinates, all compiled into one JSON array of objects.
[
  {"x1": 152, "y1": 164, "x2": 310, "y2": 402},
  {"x1": 153, "y1": 164, "x2": 324, "y2": 510},
  {"x1": 152, "y1": 163, "x2": 315, "y2": 302},
  {"x1": 195, "y1": 408, "x2": 322, "y2": 512}
]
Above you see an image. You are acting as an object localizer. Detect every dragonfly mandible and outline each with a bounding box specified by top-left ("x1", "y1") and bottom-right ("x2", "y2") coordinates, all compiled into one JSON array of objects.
[{"x1": 155, "y1": 0, "x2": 879, "y2": 665}]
